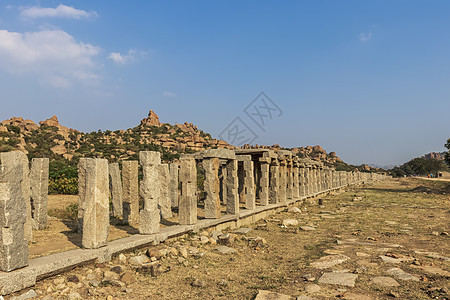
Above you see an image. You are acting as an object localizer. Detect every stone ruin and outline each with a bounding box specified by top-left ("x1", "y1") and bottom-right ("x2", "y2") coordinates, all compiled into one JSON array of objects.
[{"x1": 0, "y1": 148, "x2": 387, "y2": 294}]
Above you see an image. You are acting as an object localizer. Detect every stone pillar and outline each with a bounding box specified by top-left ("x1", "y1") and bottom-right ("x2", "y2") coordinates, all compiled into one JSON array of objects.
[
  {"x1": 278, "y1": 159, "x2": 287, "y2": 202},
  {"x1": 226, "y1": 159, "x2": 239, "y2": 214},
  {"x1": 30, "y1": 158, "x2": 49, "y2": 230},
  {"x1": 293, "y1": 162, "x2": 299, "y2": 198},
  {"x1": 203, "y1": 158, "x2": 220, "y2": 219},
  {"x1": 286, "y1": 160, "x2": 293, "y2": 199},
  {"x1": 259, "y1": 158, "x2": 270, "y2": 206},
  {"x1": 179, "y1": 156, "x2": 197, "y2": 224},
  {"x1": 298, "y1": 166, "x2": 304, "y2": 197},
  {"x1": 139, "y1": 151, "x2": 161, "y2": 234},
  {"x1": 16, "y1": 153, "x2": 32, "y2": 242},
  {"x1": 108, "y1": 163, "x2": 123, "y2": 218},
  {"x1": 269, "y1": 159, "x2": 280, "y2": 204},
  {"x1": 122, "y1": 160, "x2": 139, "y2": 226},
  {"x1": 159, "y1": 164, "x2": 172, "y2": 220},
  {"x1": 0, "y1": 152, "x2": 29, "y2": 271},
  {"x1": 220, "y1": 163, "x2": 227, "y2": 206},
  {"x1": 237, "y1": 156, "x2": 255, "y2": 210},
  {"x1": 169, "y1": 163, "x2": 179, "y2": 208},
  {"x1": 78, "y1": 158, "x2": 110, "y2": 249},
  {"x1": 305, "y1": 166, "x2": 311, "y2": 195}
]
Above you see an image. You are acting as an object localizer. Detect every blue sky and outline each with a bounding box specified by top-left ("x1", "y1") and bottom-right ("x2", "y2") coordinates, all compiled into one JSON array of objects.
[{"x1": 0, "y1": 1, "x2": 449, "y2": 166}]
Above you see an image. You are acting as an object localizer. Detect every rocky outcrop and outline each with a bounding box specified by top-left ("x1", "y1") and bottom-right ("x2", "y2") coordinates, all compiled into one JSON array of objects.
[
  {"x1": 423, "y1": 152, "x2": 446, "y2": 160},
  {"x1": 140, "y1": 110, "x2": 161, "y2": 127}
]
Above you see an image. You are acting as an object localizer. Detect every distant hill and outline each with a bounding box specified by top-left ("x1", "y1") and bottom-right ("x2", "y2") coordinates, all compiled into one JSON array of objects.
[
  {"x1": 423, "y1": 152, "x2": 446, "y2": 160},
  {"x1": 0, "y1": 109, "x2": 363, "y2": 170}
]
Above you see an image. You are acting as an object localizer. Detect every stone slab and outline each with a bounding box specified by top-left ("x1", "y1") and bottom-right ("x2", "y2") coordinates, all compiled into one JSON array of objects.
[{"x1": 318, "y1": 272, "x2": 358, "y2": 287}]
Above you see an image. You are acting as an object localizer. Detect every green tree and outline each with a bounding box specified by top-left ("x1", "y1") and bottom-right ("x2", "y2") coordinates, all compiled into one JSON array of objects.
[{"x1": 445, "y1": 138, "x2": 450, "y2": 166}]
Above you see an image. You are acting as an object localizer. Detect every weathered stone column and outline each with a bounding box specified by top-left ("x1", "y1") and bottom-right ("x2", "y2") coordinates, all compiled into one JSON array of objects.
[
  {"x1": 237, "y1": 155, "x2": 256, "y2": 210},
  {"x1": 0, "y1": 152, "x2": 29, "y2": 271},
  {"x1": 286, "y1": 160, "x2": 293, "y2": 199},
  {"x1": 108, "y1": 163, "x2": 123, "y2": 218},
  {"x1": 30, "y1": 158, "x2": 49, "y2": 230},
  {"x1": 278, "y1": 159, "x2": 287, "y2": 202},
  {"x1": 16, "y1": 153, "x2": 32, "y2": 242},
  {"x1": 139, "y1": 151, "x2": 161, "y2": 234},
  {"x1": 269, "y1": 159, "x2": 280, "y2": 204},
  {"x1": 203, "y1": 158, "x2": 220, "y2": 219},
  {"x1": 305, "y1": 165, "x2": 311, "y2": 195},
  {"x1": 122, "y1": 160, "x2": 139, "y2": 226},
  {"x1": 179, "y1": 156, "x2": 197, "y2": 224},
  {"x1": 298, "y1": 165, "x2": 304, "y2": 197},
  {"x1": 293, "y1": 161, "x2": 300, "y2": 198},
  {"x1": 78, "y1": 158, "x2": 110, "y2": 249},
  {"x1": 259, "y1": 158, "x2": 270, "y2": 206},
  {"x1": 169, "y1": 163, "x2": 179, "y2": 208},
  {"x1": 226, "y1": 159, "x2": 239, "y2": 214},
  {"x1": 220, "y1": 163, "x2": 227, "y2": 206},
  {"x1": 159, "y1": 164, "x2": 172, "y2": 220}
]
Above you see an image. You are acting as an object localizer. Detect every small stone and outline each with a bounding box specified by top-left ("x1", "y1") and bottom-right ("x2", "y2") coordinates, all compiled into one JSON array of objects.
[
  {"x1": 370, "y1": 276, "x2": 400, "y2": 287},
  {"x1": 110, "y1": 266, "x2": 124, "y2": 274},
  {"x1": 129, "y1": 255, "x2": 148, "y2": 266},
  {"x1": 431, "y1": 231, "x2": 439, "y2": 236},
  {"x1": 282, "y1": 219, "x2": 298, "y2": 226},
  {"x1": 300, "y1": 226, "x2": 316, "y2": 231},
  {"x1": 232, "y1": 227, "x2": 252, "y2": 235},
  {"x1": 254, "y1": 290, "x2": 294, "y2": 300},
  {"x1": 215, "y1": 245, "x2": 237, "y2": 254},
  {"x1": 388, "y1": 291, "x2": 400, "y2": 298},
  {"x1": 303, "y1": 274, "x2": 315, "y2": 282},
  {"x1": 179, "y1": 247, "x2": 188, "y2": 258},
  {"x1": 311, "y1": 254, "x2": 350, "y2": 269},
  {"x1": 120, "y1": 271, "x2": 136, "y2": 284},
  {"x1": 386, "y1": 267, "x2": 419, "y2": 281},
  {"x1": 218, "y1": 233, "x2": 235, "y2": 245},
  {"x1": 104, "y1": 270, "x2": 119, "y2": 280},
  {"x1": 11, "y1": 289, "x2": 37, "y2": 300},
  {"x1": 170, "y1": 247, "x2": 179, "y2": 256},
  {"x1": 288, "y1": 207, "x2": 301, "y2": 213},
  {"x1": 147, "y1": 248, "x2": 162, "y2": 259},
  {"x1": 208, "y1": 237, "x2": 217, "y2": 245},
  {"x1": 200, "y1": 236, "x2": 209, "y2": 244},
  {"x1": 441, "y1": 231, "x2": 449, "y2": 236},
  {"x1": 118, "y1": 253, "x2": 127, "y2": 263},
  {"x1": 53, "y1": 277, "x2": 65, "y2": 285},
  {"x1": 305, "y1": 284, "x2": 321, "y2": 293},
  {"x1": 218, "y1": 279, "x2": 228, "y2": 286},
  {"x1": 192, "y1": 279, "x2": 206, "y2": 287},
  {"x1": 67, "y1": 292, "x2": 82, "y2": 300},
  {"x1": 67, "y1": 275, "x2": 79, "y2": 283},
  {"x1": 86, "y1": 273, "x2": 96, "y2": 280}
]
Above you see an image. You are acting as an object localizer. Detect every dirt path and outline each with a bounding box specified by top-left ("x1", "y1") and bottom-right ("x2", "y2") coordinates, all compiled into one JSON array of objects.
[{"x1": 10, "y1": 178, "x2": 450, "y2": 299}]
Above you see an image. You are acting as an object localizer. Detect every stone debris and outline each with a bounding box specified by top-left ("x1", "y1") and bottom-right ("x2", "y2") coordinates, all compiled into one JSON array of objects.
[
  {"x1": 282, "y1": 219, "x2": 299, "y2": 226},
  {"x1": 304, "y1": 283, "x2": 321, "y2": 293},
  {"x1": 300, "y1": 226, "x2": 316, "y2": 231},
  {"x1": 318, "y1": 272, "x2": 358, "y2": 287},
  {"x1": 288, "y1": 207, "x2": 301, "y2": 213},
  {"x1": 254, "y1": 290, "x2": 295, "y2": 300},
  {"x1": 10, "y1": 289, "x2": 37, "y2": 300},
  {"x1": 414, "y1": 250, "x2": 450, "y2": 262},
  {"x1": 370, "y1": 276, "x2": 400, "y2": 287},
  {"x1": 386, "y1": 267, "x2": 419, "y2": 281},
  {"x1": 215, "y1": 245, "x2": 237, "y2": 254},
  {"x1": 232, "y1": 227, "x2": 252, "y2": 235},
  {"x1": 311, "y1": 254, "x2": 350, "y2": 269},
  {"x1": 379, "y1": 255, "x2": 415, "y2": 264}
]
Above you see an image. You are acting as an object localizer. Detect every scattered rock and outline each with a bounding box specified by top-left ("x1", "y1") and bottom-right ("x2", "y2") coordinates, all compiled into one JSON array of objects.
[
  {"x1": 200, "y1": 236, "x2": 209, "y2": 244},
  {"x1": 379, "y1": 255, "x2": 414, "y2": 264},
  {"x1": 305, "y1": 283, "x2": 321, "y2": 293},
  {"x1": 218, "y1": 233, "x2": 235, "y2": 245},
  {"x1": 215, "y1": 245, "x2": 237, "y2": 254},
  {"x1": 53, "y1": 277, "x2": 65, "y2": 285},
  {"x1": 288, "y1": 207, "x2": 301, "y2": 213},
  {"x1": 386, "y1": 268, "x2": 419, "y2": 281},
  {"x1": 103, "y1": 270, "x2": 119, "y2": 280},
  {"x1": 318, "y1": 272, "x2": 358, "y2": 287},
  {"x1": 179, "y1": 247, "x2": 188, "y2": 258},
  {"x1": 300, "y1": 226, "x2": 316, "y2": 231},
  {"x1": 311, "y1": 254, "x2": 350, "y2": 269},
  {"x1": 67, "y1": 275, "x2": 79, "y2": 283},
  {"x1": 147, "y1": 248, "x2": 162, "y2": 259},
  {"x1": 303, "y1": 274, "x2": 316, "y2": 282},
  {"x1": 232, "y1": 227, "x2": 252, "y2": 235},
  {"x1": 370, "y1": 276, "x2": 400, "y2": 287},
  {"x1": 67, "y1": 292, "x2": 82, "y2": 300},
  {"x1": 138, "y1": 262, "x2": 163, "y2": 277},
  {"x1": 118, "y1": 253, "x2": 127, "y2": 263},
  {"x1": 129, "y1": 255, "x2": 148, "y2": 266},
  {"x1": 282, "y1": 219, "x2": 299, "y2": 226},
  {"x1": 110, "y1": 266, "x2": 124, "y2": 274},
  {"x1": 192, "y1": 279, "x2": 206, "y2": 287},
  {"x1": 254, "y1": 290, "x2": 295, "y2": 300},
  {"x1": 120, "y1": 271, "x2": 136, "y2": 284},
  {"x1": 11, "y1": 289, "x2": 37, "y2": 300}
]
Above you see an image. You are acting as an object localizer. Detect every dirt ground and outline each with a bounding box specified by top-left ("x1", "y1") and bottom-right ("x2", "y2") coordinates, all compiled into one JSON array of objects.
[{"x1": 10, "y1": 178, "x2": 450, "y2": 299}]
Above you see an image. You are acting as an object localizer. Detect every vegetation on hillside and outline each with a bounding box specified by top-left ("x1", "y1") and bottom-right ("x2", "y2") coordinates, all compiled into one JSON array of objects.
[
  {"x1": 445, "y1": 138, "x2": 450, "y2": 166},
  {"x1": 390, "y1": 157, "x2": 448, "y2": 177}
]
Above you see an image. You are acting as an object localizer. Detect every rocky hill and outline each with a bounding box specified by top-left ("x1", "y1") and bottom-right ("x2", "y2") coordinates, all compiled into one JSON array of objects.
[
  {"x1": 423, "y1": 152, "x2": 446, "y2": 160},
  {"x1": 0, "y1": 110, "x2": 355, "y2": 168},
  {"x1": 0, "y1": 110, "x2": 231, "y2": 163}
]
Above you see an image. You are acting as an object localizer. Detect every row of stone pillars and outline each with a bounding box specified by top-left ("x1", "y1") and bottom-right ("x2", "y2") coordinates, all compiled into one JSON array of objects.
[{"x1": 0, "y1": 149, "x2": 387, "y2": 272}]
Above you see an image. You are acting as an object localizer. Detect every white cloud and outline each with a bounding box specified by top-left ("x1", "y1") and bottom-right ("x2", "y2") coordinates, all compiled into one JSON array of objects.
[
  {"x1": 0, "y1": 29, "x2": 101, "y2": 88},
  {"x1": 162, "y1": 91, "x2": 176, "y2": 97},
  {"x1": 108, "y1": 49, "x2": 146, "y2": 64},
  {"x1": 359, "y1": 32, "x2": 372, "y2": 42},
  {"x1": 20, "y1": 4, "x2": 96, "y2": 19}
]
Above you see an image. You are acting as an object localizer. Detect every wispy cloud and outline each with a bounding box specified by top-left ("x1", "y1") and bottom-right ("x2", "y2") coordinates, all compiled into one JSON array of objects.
[
  {"x1": 20, "y1": 4, "x2": 96, "y2": 19},
  {"x1": 108, "y1": 49, "x2": 146, "y2": 64},
  {"x1": 162, "y1": 91, "x2": 176, "y2": 97},
  {"x1": 359, "y1": 32, "x2": 372, "y2": 42},
  {"x1": 0, "y1": 29, "x2": 101, "y2": 88}
]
